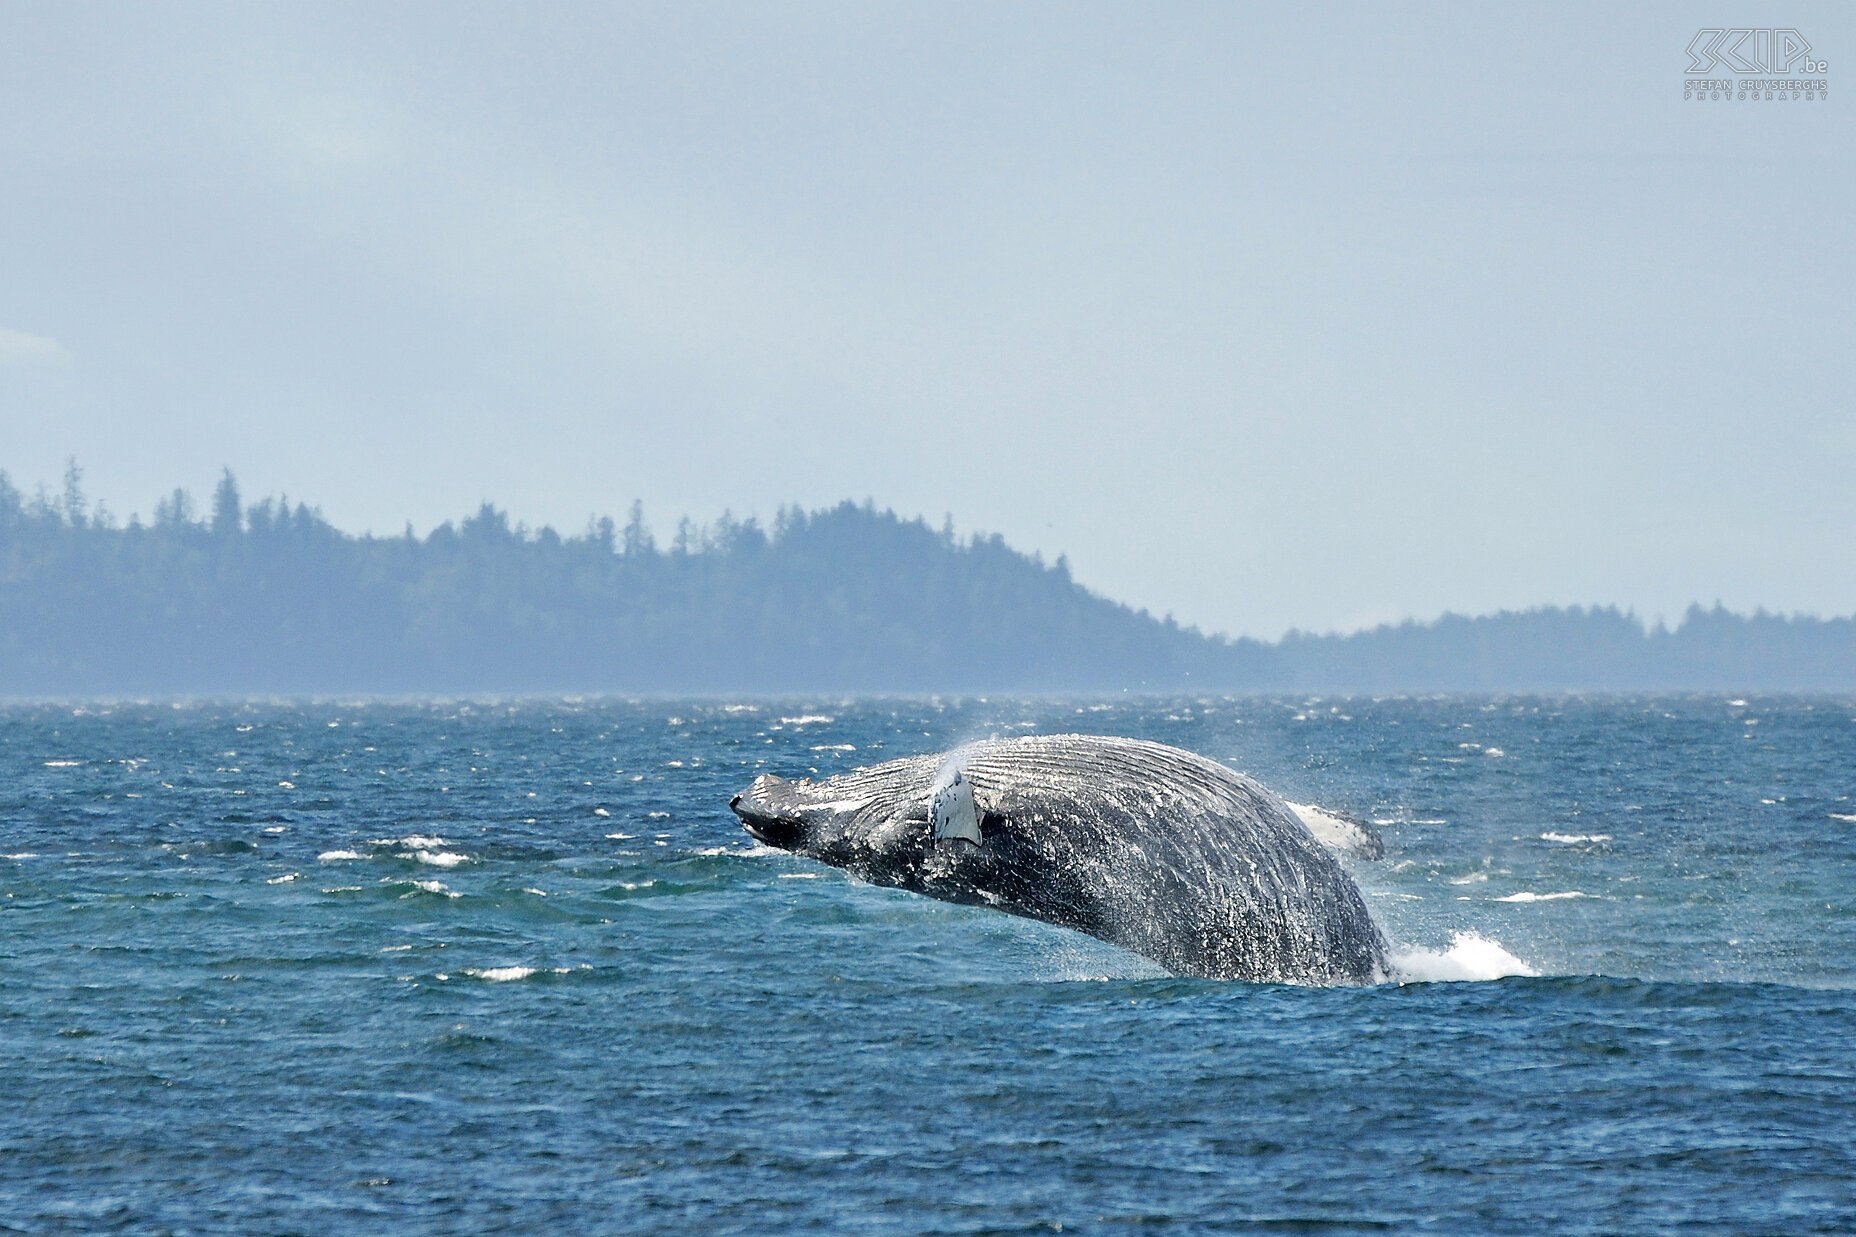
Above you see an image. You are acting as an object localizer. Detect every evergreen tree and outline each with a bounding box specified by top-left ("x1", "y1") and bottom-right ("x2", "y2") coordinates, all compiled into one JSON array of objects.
[
  {"x1": 211, "y1": 469, "x2": 242, "y2": 537},
  {"x1": 622, "y1": 500, "x2": 654, "y2": 557},
  {"x1": 60, "y1": 458, "x2": 86, "y2": 528}
]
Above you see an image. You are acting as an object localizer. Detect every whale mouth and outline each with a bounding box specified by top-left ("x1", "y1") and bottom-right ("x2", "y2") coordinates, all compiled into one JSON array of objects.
[{"x1": 730, "y1": 787, "x2": 805, "y2": 849}]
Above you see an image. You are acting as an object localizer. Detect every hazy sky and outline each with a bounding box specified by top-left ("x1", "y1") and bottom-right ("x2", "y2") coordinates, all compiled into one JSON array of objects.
[{"x1": 2, "y1": 3, "x2": 1850, "y2": 637}]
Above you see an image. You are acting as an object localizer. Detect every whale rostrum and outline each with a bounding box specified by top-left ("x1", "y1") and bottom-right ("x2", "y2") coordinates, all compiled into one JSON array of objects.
[{"x1": 730, "y1": 734, "x2": 1389, "y2": 985}]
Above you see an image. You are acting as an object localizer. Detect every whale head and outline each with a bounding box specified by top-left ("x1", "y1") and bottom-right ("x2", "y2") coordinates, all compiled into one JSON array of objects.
[
  {"x1": 730, "y1": 771, "x2": 932, "y2": 862},
  {"x1": 730, "y1": 773, "x2": 824, "y2": 849}
]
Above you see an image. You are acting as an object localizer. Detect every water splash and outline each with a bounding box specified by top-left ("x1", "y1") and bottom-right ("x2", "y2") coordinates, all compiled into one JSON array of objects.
[{"x1": 1389, "y1": 932, "x2": 1538, "y2": 983}]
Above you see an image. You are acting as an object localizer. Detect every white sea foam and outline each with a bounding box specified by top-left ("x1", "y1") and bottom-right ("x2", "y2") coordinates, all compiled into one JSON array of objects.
[
  {"x1": 406, "y1": 850, "x2": 470, "y2": 868},
  {"x1": 1541, "y1": 832, "x2": 1611, "y2": 844},
  {"x1": 1447, "y1": 872, "x2": 1489, "y2": 885},
  {"x1": 397, "y1": 834, "x2": 446, "y2": 849},
  {"x1": 42, "y1": 760, "x2": 83, "y2": 768},
  {"x1": 779, "y1": 715, "x2": 834, "y2": 725},
  {"x1": 265, "y1": 873, "x2": 299, "y2": 884},
  {"x1": 464, "y1": 965, "x2": 575, "y2": 982},
  {"x1": 1390, "y1": 932, "x2": 1538, "y2": 983},
  {"x1": 2, "y1": 852, "x2": 40, "y2": 860},
  {"x1": 594, "y1": 807, "x2": 610, "y2": 817},
  {"x1": 604, "y1": 832, "x2": 635, "y2": 840},
  {"x1": 390, "y1": 878, "x2": 460, "y2": 898},
  {"x1": 465, "y1": 966, "x2": 538, "y2": 982},
  {"x1": 811, "y1": 744, "x2": 857, "y2": 752},
  {"x1": 1829, "y1": 813, "x2": 1856, "y2": 823},
  {"x1": 779, "y1": 872, "x2": 822, "y2": 879},
  {"x1": 1494, "y1": 890, "x2": 1588, "y2": 903},
  {"x1": 318, "y1": 850, "x2": 365, "y2": 861}
]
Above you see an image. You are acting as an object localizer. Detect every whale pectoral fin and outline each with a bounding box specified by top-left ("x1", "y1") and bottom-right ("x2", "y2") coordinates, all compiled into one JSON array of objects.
[{"x1": 930, "y1": 771, "x2": 983, "y2": 846}]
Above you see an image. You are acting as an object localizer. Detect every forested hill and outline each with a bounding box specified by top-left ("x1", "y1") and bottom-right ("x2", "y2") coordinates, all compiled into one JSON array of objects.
[
  {"x1": 0, "y1": 471, "x2": 1251, "y2": 694},
  {"x1": 2, "y1": 469, "x2": 1853, "y2": 695}
]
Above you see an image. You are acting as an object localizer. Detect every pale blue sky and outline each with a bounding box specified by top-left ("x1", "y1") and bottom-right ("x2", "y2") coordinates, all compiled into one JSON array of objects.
[{"x1": 2, "y1": 2, "x2": 1850, "y2": 637}]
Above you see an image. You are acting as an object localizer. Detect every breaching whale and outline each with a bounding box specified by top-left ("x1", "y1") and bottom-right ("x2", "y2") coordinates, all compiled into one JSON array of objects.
[{"x1": 730, "y1": 735, "x2": 1389, "y2": 985}]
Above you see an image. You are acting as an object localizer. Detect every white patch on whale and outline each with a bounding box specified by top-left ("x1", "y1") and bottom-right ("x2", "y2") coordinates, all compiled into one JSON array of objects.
[{"x1": 1286, "y1": 802, "x2": 1384, "y2": 858}]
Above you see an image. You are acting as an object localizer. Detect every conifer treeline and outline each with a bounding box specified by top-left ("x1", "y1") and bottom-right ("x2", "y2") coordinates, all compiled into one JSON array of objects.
[{"x1": 2, "y1": 467, "x2": 1851, "y2": 694}]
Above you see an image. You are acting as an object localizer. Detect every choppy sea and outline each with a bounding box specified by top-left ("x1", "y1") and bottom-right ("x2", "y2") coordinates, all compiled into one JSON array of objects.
[{"x1": 3, "y1": 696, "x2": 1854, "y2": 1233}]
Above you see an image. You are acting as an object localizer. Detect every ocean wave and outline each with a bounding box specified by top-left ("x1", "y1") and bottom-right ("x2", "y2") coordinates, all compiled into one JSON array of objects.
[
  {"x1": 386, "y1": 878, "x2": 460, "y2": 898},
  {"x1": 403, "y1": 850, "x2": 470, "y2": 868},
  {"x1": 462, "y1": 965, "x2": 579, "y2": 982},
  {"x1": 1541, "y1": 832, "x2": 1611, "y2": 844}
]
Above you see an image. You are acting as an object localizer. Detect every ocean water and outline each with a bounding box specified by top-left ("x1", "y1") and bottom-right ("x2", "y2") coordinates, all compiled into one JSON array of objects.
[{"x1": 3, "y1": 695, "x2": 1854, "y2": 1234}]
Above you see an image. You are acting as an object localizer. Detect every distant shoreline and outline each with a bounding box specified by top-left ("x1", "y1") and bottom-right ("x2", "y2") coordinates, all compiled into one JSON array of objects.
[{"x1": 4, "y1": 471, "x2": 1852, "y2": 695}]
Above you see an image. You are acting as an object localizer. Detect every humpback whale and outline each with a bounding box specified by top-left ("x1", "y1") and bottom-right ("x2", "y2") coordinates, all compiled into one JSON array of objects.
[{"x1": 730, "y1": 735, "x2": 1389, "y2": 985}]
